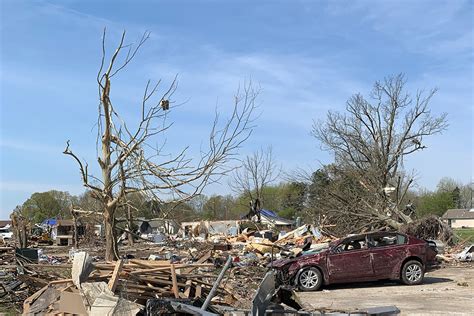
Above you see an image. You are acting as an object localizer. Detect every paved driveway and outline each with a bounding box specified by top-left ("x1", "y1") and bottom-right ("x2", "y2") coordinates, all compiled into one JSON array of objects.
[{"x1": 296, "y1": 265, "x2": 474, "y2": 315}]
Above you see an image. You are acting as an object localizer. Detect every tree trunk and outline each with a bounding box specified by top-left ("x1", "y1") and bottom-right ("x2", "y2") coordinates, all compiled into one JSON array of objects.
[
  {"x1": 384, "y1": 218, "x2": 403, "y2": 230},
  {"x1": 127, "y1": 205, "x2": 134, "y2": 246},
  {"x1": 73, "y1": 219, "x2": 78, "y2": 248},
  {"x1": 104, "y1": 207, "x2": 118, "y2": 261},
  {"x1": 20, "y1": 222, "x2": 28, "y2": 248},
  {"x1": 71, "y1": 210, "x2": 78, "y2": 248}
]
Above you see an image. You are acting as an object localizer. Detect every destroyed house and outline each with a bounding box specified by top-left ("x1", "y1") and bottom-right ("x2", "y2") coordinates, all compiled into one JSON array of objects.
[
  {"x1": 123, "y1": 217, "x2": 179, "y2": 235},
  {"x1": 0, "y1": 220, "x2": 13, "y2": 239},
  {"x1": 181, "y1": 220, "x2": 240, "y2": 237},
  {"x1": 0, "y1": 220, "x2": 12, "y2": 228},
  {"x1": 442, "y1": 208, "x2": 474, "y2": 228},
  {"x1": 139, "y1": 218, "x2": 179, "y2": 235},
  {"x1": 43, "y1": 218, "x2": 85, "y2": 245},
  {"x1": 258, "y1": 209, "x2": 294, "y2": 229}
]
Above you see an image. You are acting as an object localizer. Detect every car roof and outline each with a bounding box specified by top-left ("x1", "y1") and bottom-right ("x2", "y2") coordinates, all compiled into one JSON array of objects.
[{"x1": 343, "y1": 231, "x2": 405, "y2": 239}]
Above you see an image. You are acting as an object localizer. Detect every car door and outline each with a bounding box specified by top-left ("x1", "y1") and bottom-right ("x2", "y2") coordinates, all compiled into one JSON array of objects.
[
  {"x1": 327, "y1": 235, "x2": 374, "y2": 283},
  {"x1": 368, "y1": 233, "x2": 408, "y2": 279}
]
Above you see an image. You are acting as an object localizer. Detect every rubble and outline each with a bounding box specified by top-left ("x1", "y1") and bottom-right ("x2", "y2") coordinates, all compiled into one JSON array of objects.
[
  {"x1": 4, "y1": 217, "x2": 471, "y2": 315},
  {"x1": 1, "y1": 221, "x2": 338, "y2": 314},
  {"x1": 454, "y1": 244, "x2": 473, "y2": 262},
  {"x1": 435, "y1": 240, "x2": 474, "y2": 264},
  {"x1": 21, "y1": 251, "x2": 236, "y2": 314},
  {"x1": 400, "y1": 215, "x2": 454, "y2": 244}
]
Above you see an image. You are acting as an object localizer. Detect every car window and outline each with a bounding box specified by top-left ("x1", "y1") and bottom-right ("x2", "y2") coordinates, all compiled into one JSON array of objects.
[
  {"x1": 396, "y1": 234, "x2": 407, "y2": 244},
  {"x1": 334, "y1": 237, "x2": 367, "y2": 253},
  {"x1": 369, "y1": 233, "x2": 406, "y2": 248}
]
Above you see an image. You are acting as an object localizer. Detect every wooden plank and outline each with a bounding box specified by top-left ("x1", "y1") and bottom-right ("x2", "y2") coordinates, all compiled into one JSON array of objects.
[
  {"x1": 182, "y1": 250, "x2": 212, "y2": 274},
  {"x1": 194, "y1": 285, "x2": 202, "y2": 298},
  {"x1": 170, "y1": 264, "x2": 179, "y2": 298},
  {"x1": 129, "y1": 259, "x2": 171, "y2": 267},
  {"x1": 183, "y1": 280, "x2": 192, "y2": 298},
  {"x1": 23, "y1": 285, "x2": 49, "y2": 314},
  {"x1": 24, "y1": 263, "x2": 72, "y2": 269},
  {"x1": 50, "y1": 279, "x2": 74, "y2": 285},
  {"x1": 129, "y1": 263, "x2": 213, "y2": 275},
  {"x1": 108, "y1": 259, "x2": 124, "y2": 292},
  {"x1": 117, "y1": 283, "x2": 167, "y2": 293}
]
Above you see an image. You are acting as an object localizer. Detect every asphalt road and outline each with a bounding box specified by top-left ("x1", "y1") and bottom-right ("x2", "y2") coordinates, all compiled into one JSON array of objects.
[{"x1": 297, "y1": 264, "x2": 474, "y2": 316}]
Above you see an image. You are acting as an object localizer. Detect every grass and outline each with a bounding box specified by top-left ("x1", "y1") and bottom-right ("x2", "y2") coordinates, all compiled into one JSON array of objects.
[{"x1": 454, "y1": 228, "x2": 474, "y2": 243}]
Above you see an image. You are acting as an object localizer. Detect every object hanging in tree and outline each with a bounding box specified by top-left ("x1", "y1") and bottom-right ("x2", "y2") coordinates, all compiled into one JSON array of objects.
[{"x1": 160, "y1": 99, "x2": 169, "y2": 110}]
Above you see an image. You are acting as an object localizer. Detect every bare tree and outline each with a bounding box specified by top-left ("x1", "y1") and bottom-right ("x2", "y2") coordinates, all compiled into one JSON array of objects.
[
  {"x1": 64, "y1": 30, "x2": 257, "y2": 260},
  {"x1": 230, "y1": 146, "x2": 280, "y2": 207},
  {"x1": 312, "y1": 74, "x2": 448, "y2": 231}
]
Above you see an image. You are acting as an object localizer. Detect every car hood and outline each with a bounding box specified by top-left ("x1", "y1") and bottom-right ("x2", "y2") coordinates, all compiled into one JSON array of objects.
[
  {"x1": 269, "y1": 258, "x2": 296, "y2": 268},
  {"x1": 270, "y1": 248, "x2": 328, "y2": 268}
]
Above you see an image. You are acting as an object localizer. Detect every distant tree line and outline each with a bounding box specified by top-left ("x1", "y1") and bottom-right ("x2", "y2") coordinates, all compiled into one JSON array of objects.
[{"x1": 10, "y1": 177, "x2": 471, "y2": 228}]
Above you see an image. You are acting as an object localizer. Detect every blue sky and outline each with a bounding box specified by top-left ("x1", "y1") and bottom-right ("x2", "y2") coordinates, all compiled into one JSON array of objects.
[{"x1": 0, "y1": 0, "x2": 473, "y2": 218}]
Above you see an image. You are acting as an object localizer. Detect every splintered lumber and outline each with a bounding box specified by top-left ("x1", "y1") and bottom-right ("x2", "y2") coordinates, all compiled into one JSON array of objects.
[
  {"x1": 129, "y1": 263, "x2": 213, "y2": 275},
  {"x1": 170, "y1": 264, "x2": 179, "y2": 298},
  {"x1": 108, "y1": 259, "x2": 123, "y2": 293},
  {"x1": 24, "y1": 254, "x2": 238, "y2": 308},
  {"x1": 183, "y1": 280, "x2": 192, "y2": 298},
  {"x1": 129, "y1": 259, "x2": 170, "y2": 267},
  {"x1": 24, "y1": 264, "x2": 72, "y2": 269},
  {"x1": 117, "y1": 283, "x2": 167, "y2": 293},
  {"x1": 50, "y1": 279, "x2": 74, "y2": 285},
  {"x1": 201, "y1": 255, "x2": 232, "y2": 311},
  {"x1": 182, "y1": 250, "x2": 212, "y2": 274},
  {"x1": 195, "y1": 285, "x2": 202, "y2": 298},
  {"x1": 23, "y1": 285, "x2": 49, "y2": 314}
]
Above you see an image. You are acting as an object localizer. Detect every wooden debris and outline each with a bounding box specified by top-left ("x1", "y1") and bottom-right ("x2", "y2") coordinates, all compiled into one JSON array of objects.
[
  {"x1": 107, "y1": 259, "x2": 123, "y2": 292},
  {"x1": 170, "y1": 264, "x2": 179, "y2": 298}
]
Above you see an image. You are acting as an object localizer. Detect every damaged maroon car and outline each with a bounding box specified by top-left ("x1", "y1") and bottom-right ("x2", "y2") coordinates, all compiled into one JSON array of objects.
[{"x1": 272, "y1": 231, "x2": 438, "y2": 291}]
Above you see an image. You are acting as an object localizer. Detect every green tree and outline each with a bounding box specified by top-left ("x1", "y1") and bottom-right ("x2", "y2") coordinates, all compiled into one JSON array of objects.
[
  {"x1": 203, "y1": 195, "x2": 236, "y2": 220},
  {"x1": 416, "y1": 190, "x2": 455, "y2": 217},
  {"x1": 452, "y1": 187, "x2": 461, "y2": 209},
  {"x1": 277, "y1": 182, "x2": 306, "y2": 219},
  {"x1": 22, "y1": 190, "x2": 74, "y2": 223}
]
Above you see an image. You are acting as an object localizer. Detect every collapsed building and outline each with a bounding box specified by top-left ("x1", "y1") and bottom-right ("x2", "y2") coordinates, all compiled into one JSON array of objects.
[{"x1": 41, "y1": 218, "x2": 86, "y2": 246}]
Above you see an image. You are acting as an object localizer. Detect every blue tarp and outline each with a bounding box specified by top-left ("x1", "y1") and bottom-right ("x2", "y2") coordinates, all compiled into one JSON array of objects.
[
  {"x1": 260, "y1": 209, "x2": 294, "y2": 224},
  {"x1": 42, "y1": 218, "x2": 57, "y2": 226},
  {"x1": 259, "y1": 209, "x2": 279, "y2": 218}
]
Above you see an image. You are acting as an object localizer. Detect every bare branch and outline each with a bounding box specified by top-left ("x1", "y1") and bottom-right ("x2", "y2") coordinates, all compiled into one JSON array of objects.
[{"x1": 309, "y1": 74, "x2": 448, "y2": 233}]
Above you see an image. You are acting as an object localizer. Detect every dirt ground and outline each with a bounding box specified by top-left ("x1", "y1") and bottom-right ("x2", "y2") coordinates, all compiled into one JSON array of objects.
[{"x1": 297, "y1": 264, "x2": 474, "y2": 316}]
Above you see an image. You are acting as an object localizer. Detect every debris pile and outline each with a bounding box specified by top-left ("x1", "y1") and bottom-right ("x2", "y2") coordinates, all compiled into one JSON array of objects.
[
  {"x1": 0, "y1": 247, "x2": 33, "y2": 313},
  {"x1": 400, "y1": 215, "x2": 454, "y2": 244},
  {"x1": 1, "y1": 223, "x2": 337, "y2": 314},
  {"x1": 226, "y1": 224, "x2": 335, "y2": 261},
  {"x1": 436, "y1": 242, "x2": 474, "y2": 263},
  {"x1": 22, "y1": 251, "x2": 239, "y2": 314}
]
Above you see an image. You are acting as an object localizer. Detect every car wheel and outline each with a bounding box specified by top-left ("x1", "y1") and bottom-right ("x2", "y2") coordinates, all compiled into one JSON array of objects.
[
  {"x1": 297, "y1": 267, "x2": 322, "y2": 291},
  {"x1": 401, "y1": 260, "x2": 424, "y2": 285}
]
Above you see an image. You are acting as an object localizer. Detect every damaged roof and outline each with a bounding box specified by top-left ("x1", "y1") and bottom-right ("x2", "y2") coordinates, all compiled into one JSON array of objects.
[{"x1": 442, "y1": 209, "x2": 474, "y2": 219}]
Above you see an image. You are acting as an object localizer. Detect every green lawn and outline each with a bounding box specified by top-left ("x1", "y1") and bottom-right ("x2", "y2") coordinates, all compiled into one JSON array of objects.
[{"x1": 454, "y1": 228, "x2": 474, "y2": 243}]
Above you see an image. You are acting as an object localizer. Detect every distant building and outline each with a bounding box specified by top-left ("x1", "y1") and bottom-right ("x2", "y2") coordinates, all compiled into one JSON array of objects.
[
  {"x1": 131, "y1": 217, "x2": 180, "y2": 235},
  {"x1": 181, "y1": 220, "x2": 241, "y2": 237},
  {"x1": 442, "y1": 209, "x2": 474, "y2": 228},
  {"x1": 43, "y1": 218, "x2": 85, "y2": 245},
  {"x1": 0, "y1": 220, "x2": 12, "y2": 228},
  {"x1": 258, "y1": 209, "x2": 295, "y2": 229},
  {"x1": 0, "y1": 220, "x2": 13, "y2": 239}
]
